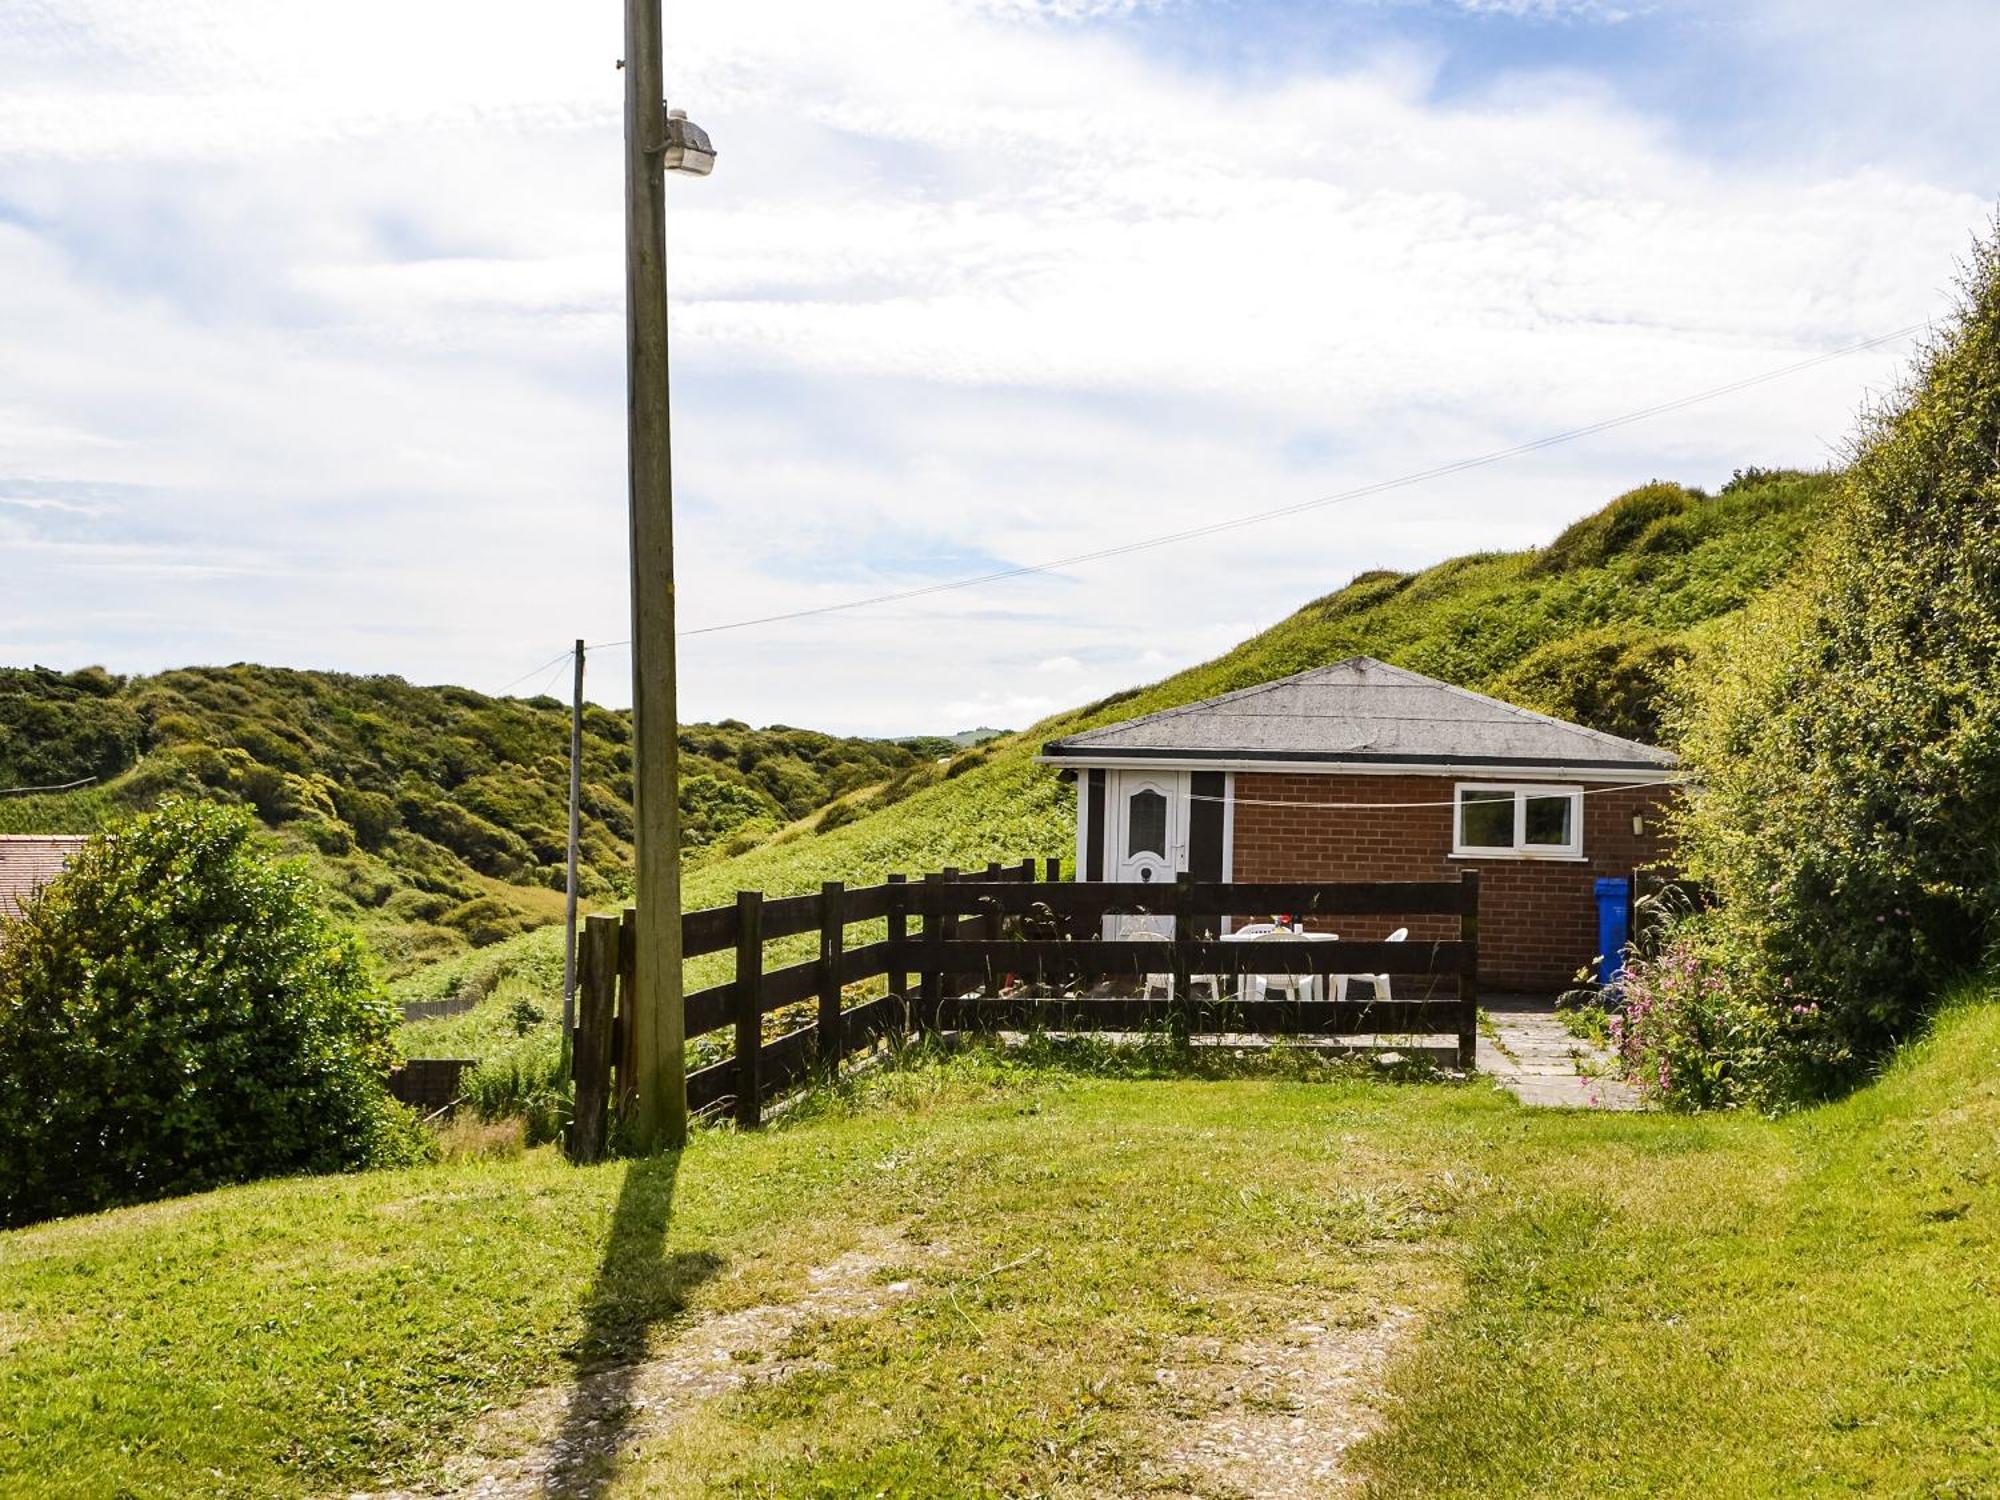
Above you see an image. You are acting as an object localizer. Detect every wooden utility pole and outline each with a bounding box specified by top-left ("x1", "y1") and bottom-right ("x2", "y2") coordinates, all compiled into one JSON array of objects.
[
  {"x1": 561, "y1": 639, "x2": 585, "y2": 1060},
  {"x1": 622, "y1": 0, "x2": 687, "y2": 1150}
]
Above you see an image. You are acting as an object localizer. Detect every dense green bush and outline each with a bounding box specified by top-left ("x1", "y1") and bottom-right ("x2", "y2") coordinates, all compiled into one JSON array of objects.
[
  {"x1": 1531, "y1": 482, "x2": 1703, "y2": 575},
  {"x1": 0, "y1": 666, "x2": 141, "y2": 786},
  {"x1": 1658, "y1": 228, "x2": 2000, "y2": 1104},
  {"x1": 0, "y1": 800, "x2": 424, "y2": 1227},
  {"x1": 1490, "y1": 626, "x2": 1691, "y2": 744}
]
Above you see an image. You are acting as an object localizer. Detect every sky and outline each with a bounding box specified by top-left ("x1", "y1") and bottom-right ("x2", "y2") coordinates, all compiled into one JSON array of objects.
[{"x1": 1, "y1": 0, "x2": 1995, "y2": 735}]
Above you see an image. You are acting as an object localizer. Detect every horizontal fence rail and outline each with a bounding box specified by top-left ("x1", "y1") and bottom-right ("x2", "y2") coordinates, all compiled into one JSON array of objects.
[{"x1": 567, "y1": 862, "x2": 1479, "y2": 1161}]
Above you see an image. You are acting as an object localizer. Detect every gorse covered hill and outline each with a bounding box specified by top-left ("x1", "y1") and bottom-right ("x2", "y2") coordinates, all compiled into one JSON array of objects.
[{"x1": 0, "y1": 666, "x2": 953, "y2": 975}]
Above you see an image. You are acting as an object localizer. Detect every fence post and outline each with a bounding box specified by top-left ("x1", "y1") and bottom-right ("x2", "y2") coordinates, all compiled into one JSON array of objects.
[
  {"x1": 735, "y1": 890, "x2": 764, "y2": 1128},
  {"x1": 981, "y1": 861, "x2": 1005, "y2": 996},
  {"x1": 569, "y1": 914, "x2": 620, "y2": 1163},
  {"x1": 941, "y1": 866, "x2": 962, "y2": 1002},
  {"x1": 1045, "y1": 855, "x2": 1061, "y2": 883},
  {"x1": 1170, "y1": 873, "x2": 1194, "y2": 1044},
  {"x1": 615, "y1": 907, "x2": 639, "y2": 1124},
  {"x1": 886, "y1": 872, "x2": 910, "y2": 1019},
  {"x1": 819, "y1": 880, "x2": 845, "y2": 1077},
  {"x1": 1458, "y1": 869, "x2": 1481, "y2": 1071},
  {"x1": 919, "y1": 872, "x2": 944, "y2": 1034}
]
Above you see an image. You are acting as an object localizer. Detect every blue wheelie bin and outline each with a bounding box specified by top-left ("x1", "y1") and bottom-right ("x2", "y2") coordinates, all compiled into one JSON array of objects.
[{"x1": 1595, "y1": 877, "x2": 1632, "y2": 987}]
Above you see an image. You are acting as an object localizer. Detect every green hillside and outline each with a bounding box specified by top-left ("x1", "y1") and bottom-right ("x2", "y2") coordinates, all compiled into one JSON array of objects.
[{"x1": 0, "y1": 665, "x2": 945, "y2": 976}]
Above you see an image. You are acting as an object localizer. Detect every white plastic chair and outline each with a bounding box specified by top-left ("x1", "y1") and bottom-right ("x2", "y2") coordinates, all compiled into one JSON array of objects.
[
  {"x1": 1114, "y1": 922, "x2": 1176, "y2": 999},
  {"x1": 1219, "y1": 922, "x2": 1275, "y2": 1002},
  {"x1": 1341, "y1": 927, "x2": 1407, "y2": 1003},
  {"x1": 1244, "y1": 928, "x2": 1329, "y2": 1005}
]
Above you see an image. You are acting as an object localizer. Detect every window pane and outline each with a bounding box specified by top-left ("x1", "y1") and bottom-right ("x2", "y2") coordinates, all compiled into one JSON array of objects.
[
  {"x1": 1127, "y1": 788, "x2": 1167, "y2": 857},
  {"x1": 1524, "y1": 793, "x2": 1575, "y2": 847},
  {"x1": 1459, "y1": 789, "x2": 1514, "y2": 849}
]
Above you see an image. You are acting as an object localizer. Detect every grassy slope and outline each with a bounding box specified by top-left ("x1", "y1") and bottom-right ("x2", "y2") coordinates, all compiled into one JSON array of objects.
[
  {"x1": 404, "y1": 471, "x2": 1831, "y2": 1054},
  {"x1": 6, "y1": 993, "x2": 1992, "y2": 1498}
]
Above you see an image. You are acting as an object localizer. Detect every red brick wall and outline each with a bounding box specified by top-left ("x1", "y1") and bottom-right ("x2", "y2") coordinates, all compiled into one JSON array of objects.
[{"x1": 1229, "y1": 772, "x2": 1677, "y2": 993}]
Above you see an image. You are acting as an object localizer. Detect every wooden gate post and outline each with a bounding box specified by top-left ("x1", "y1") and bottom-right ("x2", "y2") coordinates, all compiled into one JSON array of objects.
[
  {"x1": 569, "y1": 913, "x2": 621, "y2": 1163},
  {"x1": 615, "y1": 907, "x2": 639, "y2": 1123},
  {"x1": 734, "y1": 890, "x2": 764, "y2": 1128},
  {"x1": 818, "y1": 880, "x2": 845, "y2": 1077},
  {"x1": 886, "y1": 872, "x2": 910, "y2": 1018},
  {"x1": 1170, "y1": 873, "x2": 1194, "y2": 1044},
  {"x1": 981, "y1": 861, "x2": 1005, "y2": 997},
  {"x1": 1458, "y1": 869, "x2": 1481, "y2": 1070},
  {"x1": 941, "y1": 866, "x2": 961, "y2": 1003},
  {"x1": 919, "y1": 872, "x2": 944, "y2": 1034}
]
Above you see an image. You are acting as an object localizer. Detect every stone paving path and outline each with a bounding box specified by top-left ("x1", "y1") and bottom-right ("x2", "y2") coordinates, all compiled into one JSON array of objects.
[{"x1": 1477, "y1": 999, "x2": 1641, "y2": 1110}]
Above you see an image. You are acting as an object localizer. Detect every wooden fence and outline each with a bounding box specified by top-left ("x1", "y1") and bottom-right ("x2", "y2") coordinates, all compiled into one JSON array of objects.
[{"x1": 569, "y1": 861, "x2": 1478, "y2": 1160}]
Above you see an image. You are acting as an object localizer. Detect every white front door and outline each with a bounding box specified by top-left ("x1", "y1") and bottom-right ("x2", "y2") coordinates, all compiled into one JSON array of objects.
[{"x1": 1109, "y1": 770, "x2": 1186, "y2": 889}]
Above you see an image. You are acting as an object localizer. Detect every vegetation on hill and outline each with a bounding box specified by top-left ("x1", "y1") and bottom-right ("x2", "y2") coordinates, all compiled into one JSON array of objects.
[
  {"x1": 0, "y1": 664, "x2": 945, "y2": 976},
  {"x1": 3, "y1": 990, "x2": 1993, "y2": 1495},
  {"x1": 0, "y1": 801, "x2": 426, "y2": 1228},
  {"x1": 1627, "y1": 231, "x2": 2000, "y2": 1108}
]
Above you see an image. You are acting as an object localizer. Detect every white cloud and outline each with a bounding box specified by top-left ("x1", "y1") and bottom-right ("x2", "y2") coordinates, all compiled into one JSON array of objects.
[{"x1": 0, "y1": 0, "x2": 1993, "y2": 733}]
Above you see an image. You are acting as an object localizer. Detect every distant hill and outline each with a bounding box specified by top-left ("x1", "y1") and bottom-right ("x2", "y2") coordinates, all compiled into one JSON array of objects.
[{"x1": 0, "y1": 667, "x2": 942, "y2": 975}]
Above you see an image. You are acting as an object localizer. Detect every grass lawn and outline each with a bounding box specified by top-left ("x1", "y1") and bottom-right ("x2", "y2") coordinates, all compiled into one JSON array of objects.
[{"x1": 3, "y1": 1004, "x2": 1996, "y2": 1498}]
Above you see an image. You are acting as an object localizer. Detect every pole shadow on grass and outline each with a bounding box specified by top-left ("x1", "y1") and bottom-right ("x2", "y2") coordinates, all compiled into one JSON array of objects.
[{"x1": 544, "y1": 1152, "x2": 721, "y2": 1498}]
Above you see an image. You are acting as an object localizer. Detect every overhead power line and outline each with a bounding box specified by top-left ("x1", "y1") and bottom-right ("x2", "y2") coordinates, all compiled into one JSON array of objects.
[{"x1": 578, "y1": 320, "x2": 1919, "y2": 648}]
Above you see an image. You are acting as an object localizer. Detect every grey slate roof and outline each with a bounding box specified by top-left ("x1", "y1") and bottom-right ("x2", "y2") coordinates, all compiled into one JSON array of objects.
[
  {"x1": 1040, "y1": 657, "x2": 1677, "y2": 774},
  {"x1": 0, "y1": 834, "x2": 87, "y2": 921}
]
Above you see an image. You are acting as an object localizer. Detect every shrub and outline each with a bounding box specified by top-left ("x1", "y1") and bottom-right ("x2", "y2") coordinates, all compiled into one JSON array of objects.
[
  {"x1": 0, "y1": 800, "x2": 414, "y2": 1226},
  {"x1": 1666, "y1": 223, "x2": 2000, "y2": 1102},
  {"x1": 1609, "y1": 934, "x2": 1802, "y2": 1109},
  {"x1": 461, "y1": 1032, "x2": 568, "y2": 1146},
  {"x1": 332, "y1": 785, "x2": 399, "y2": 850},
  {"x1": 1490, "y1": 626, "x2": 1691, "y2": 744},
  {"x1": 1532, "y1": 482, "x2": 1702, "y2": 575},
  {"x1": 814, "y1": 799, "x2": 862, "y2": 835}
]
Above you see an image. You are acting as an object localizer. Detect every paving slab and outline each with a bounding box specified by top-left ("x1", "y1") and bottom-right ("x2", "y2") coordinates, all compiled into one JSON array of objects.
[{"x1": 1477, "y1": 999, "x2": 1641, "y2": 1110}]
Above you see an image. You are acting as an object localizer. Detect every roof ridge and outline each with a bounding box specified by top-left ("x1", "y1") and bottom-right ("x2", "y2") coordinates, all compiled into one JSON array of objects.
[{"x1": 1054, "y1": 657, "x2": 1382, "y2": 746}]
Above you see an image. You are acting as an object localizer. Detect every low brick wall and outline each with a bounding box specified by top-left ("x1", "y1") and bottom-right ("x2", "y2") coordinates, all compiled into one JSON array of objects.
[{"x1": 387, "y1": 1058, "x2": 477, "y2": 1114}]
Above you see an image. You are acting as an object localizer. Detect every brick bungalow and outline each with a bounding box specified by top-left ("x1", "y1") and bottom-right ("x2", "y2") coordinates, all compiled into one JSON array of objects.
[{"x1": 1038, "y1": 657, "x2": 1679, "y2": 992}]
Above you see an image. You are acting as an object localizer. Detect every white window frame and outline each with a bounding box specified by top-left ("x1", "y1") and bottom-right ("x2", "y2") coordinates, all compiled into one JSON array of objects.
[{"x1": 1452, "y1": 782, "x2": 1584, "y2": 860}]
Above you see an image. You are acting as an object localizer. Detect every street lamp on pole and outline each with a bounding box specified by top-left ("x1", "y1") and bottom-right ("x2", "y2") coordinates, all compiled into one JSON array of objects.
[{"x1": 623, "y1": 0, "x2": 715, "y2": 1153}]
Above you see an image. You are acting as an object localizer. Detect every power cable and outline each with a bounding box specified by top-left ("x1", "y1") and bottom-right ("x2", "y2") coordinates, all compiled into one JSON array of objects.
[
  {"x1": 497, "y1": 646, "x2": 576, "y2": 697},
  {"x1": 583, "y1": 320, "x2": 1925, "y2": 644}
]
